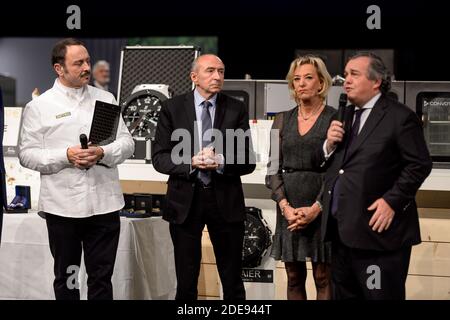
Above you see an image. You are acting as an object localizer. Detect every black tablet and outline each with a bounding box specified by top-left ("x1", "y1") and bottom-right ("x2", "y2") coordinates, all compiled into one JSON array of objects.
[{"x1": 88, "y1": 100, "x2": 121, "y2": 146}]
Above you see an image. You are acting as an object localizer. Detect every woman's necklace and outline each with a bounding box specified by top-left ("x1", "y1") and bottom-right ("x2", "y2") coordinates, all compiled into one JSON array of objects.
[{"x1": 298, "y1": 102, "x2": 323, "y2": 121}]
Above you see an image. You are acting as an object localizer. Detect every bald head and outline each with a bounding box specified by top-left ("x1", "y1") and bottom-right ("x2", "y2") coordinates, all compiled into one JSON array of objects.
[
  {"x1": 190, "y1": 54, "x2": 225, "y2": 100},
  {"x1": 191, "y1": 54, "x2": 224, "y2": 73}
]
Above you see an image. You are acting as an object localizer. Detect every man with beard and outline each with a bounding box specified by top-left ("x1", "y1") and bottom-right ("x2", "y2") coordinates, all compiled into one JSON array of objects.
[{"x1": 19, "y1": 38, "x2": 134, "y2": 300}]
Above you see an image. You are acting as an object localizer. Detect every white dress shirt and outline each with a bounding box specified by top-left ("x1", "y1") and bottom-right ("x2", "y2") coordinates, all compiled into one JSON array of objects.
[
  {"x1": 192, "y1": 88, "x2": 224, "y2": 173},
  {"x1": 193, "y1": 88, "x2": 217, "y2": 146},
  {"x1": 19, "y1": 79, "x2": 135, "y2": 218}
]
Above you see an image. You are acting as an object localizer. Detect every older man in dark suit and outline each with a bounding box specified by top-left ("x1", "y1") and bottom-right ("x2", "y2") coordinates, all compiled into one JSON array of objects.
[
  {"x1": 315, "y1": 52, "x2": 432, "y2": 299},
  {"x1": 152, "y1": 54, "x2": 255, "y2": 300}
]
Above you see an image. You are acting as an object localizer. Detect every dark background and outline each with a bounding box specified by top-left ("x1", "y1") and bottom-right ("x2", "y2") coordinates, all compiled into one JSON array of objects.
[{"x1": 1, "y1": 0, "x2": 449, "y2": 81}]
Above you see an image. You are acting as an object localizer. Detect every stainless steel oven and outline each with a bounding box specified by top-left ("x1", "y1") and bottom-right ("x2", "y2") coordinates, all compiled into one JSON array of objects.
[
  {"x1": 405, "y1": 81, "x2": 450, "y2": 167},
  {"x1": 255, "y1": 80, "x2": 296, "y2": 119},
  {"x1": 223, "y1": 79, "x2": 256, "y2": 119}
]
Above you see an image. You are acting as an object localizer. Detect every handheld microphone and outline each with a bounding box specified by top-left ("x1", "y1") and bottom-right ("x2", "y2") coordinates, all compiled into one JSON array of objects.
[
  {"x1": 337, "y1": 93, "x2": 347, "y2": 124},
  {"x1": 80, "y1": 134, "x2": 88, "y2": 149},
  {"x1": 79, "y1": 134, "x2": 90, "y2": 170}
]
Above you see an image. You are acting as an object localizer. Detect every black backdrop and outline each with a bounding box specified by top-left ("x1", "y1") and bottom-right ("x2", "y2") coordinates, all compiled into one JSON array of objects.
[{"x1": 1, "y1": 0, "x2": 450, "y2": 81}]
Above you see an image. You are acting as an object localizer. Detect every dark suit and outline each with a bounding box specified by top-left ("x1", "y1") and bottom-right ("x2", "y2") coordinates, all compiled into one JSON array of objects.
[
  {"x1": 316, "y1": 94, "x2": 432, "y2": 299},
  {"x1": 0, "y1": 87, "x2": 8, "y2": 242},
  {"x1": 152, "y1": 91, "x2": 255, "y2": 300}
]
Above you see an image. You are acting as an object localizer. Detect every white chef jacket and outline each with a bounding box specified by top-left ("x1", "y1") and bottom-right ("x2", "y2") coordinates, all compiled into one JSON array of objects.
[{"x1": 19, "y1": 79, "x2": 135, "y2": 218}]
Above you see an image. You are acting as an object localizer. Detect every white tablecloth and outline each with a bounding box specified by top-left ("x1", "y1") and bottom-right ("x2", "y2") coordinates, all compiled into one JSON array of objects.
[{"x1": 0, "y1": 213, "x2": 176, "y2": 300}]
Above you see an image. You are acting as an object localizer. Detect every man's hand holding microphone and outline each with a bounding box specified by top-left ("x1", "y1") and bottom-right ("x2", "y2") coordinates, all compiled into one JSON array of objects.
[
  {"x1": 326, "y1": 93, "x2": 347, "y2": 154},
  {"x1": 67, "y1": 134, "x2": 104, "y2": 170}
]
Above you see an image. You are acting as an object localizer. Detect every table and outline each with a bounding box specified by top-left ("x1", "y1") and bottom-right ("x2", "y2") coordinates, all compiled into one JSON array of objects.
[{"x1": 0, "y1": 213, "x2": 176, "y2": 300}]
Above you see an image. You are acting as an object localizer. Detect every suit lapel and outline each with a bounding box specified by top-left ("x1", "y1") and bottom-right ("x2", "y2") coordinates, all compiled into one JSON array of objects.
[
  {"x1": 343, "y1": 95, "x2": 387, "y2": 163},
  {"x1": 183, "y1": 91, "x2": 196, "y2": 133},
  {"x1": 213, "y1": 93, "x2": 226, "y2": 130},
  {"x1": 182, "y1": 92, "x2": 198, "y2": 154}
]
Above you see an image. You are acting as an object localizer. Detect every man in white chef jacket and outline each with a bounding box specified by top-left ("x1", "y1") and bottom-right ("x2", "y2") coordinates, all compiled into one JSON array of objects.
[{"x1": 18, "y1": 38, "x2": 134, "y2": 300}]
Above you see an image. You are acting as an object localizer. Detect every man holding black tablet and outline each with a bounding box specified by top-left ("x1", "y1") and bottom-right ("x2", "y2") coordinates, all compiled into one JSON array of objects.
[{"x1": 18, "y1": 38, "x2": 134, "y2": 300}]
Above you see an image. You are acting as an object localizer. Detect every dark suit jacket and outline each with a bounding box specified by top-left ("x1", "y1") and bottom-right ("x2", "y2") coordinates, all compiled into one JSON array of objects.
[
  {"x1": 152, "y1": 91, "x2": 256, "y2": 225},
  {"x1": 317, "y1": 94, "x2": 432, "y2": 251},
  {"x1": 0, "y1": 87, "x2": 8, "y2": 242}
]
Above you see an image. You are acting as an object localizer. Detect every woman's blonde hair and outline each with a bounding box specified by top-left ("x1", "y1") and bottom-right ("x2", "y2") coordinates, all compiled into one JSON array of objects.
[{"x1": 286, "y1": 55, "x2": 332, "y2": 102}]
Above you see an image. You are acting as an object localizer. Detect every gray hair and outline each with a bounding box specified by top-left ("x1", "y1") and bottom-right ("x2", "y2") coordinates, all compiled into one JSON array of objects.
[
  {"x1": 348, "y1": 51, "x2": 391, "y2": 93},
  {"x1": 93, "y1": 60, "x2": 110, "y2": 73}
]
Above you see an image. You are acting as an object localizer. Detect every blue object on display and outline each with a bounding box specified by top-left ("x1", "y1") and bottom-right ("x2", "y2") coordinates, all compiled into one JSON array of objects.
[{"x1": 5, "y1": 185, "x2": 31, "y2": 213}]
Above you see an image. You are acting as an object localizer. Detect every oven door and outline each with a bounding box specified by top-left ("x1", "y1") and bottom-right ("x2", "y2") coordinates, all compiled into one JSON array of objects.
[{"x1": 416, "y1": 92, "x2": 450, "y2": 164}]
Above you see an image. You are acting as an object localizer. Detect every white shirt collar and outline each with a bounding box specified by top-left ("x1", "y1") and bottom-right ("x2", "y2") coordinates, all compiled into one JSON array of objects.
[
  {"x1": 193, "y1": 88, "x2": 217, "y2": 108},
  {"x1": 358, "y1": 92, "x2": 381, "y2": 110},
  {"x1": 54, "y1": 78, "x2": 87, "y2": 102}
]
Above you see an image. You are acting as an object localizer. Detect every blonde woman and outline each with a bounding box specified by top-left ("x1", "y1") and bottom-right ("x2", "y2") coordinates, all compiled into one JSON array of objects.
[{"x1": 266, "y1": 55, "x2": 336, "y2": 300}]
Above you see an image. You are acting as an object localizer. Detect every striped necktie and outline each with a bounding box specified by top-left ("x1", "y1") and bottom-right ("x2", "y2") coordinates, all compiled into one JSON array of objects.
[{"x1": 199, "y1": 100, "x2": 212, "y2": 185}]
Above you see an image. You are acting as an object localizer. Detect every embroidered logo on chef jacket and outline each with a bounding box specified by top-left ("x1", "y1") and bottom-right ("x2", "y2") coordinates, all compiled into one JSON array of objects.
[{"x1": 55, "y1": 112, "x2": 72, "y2": 119}]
